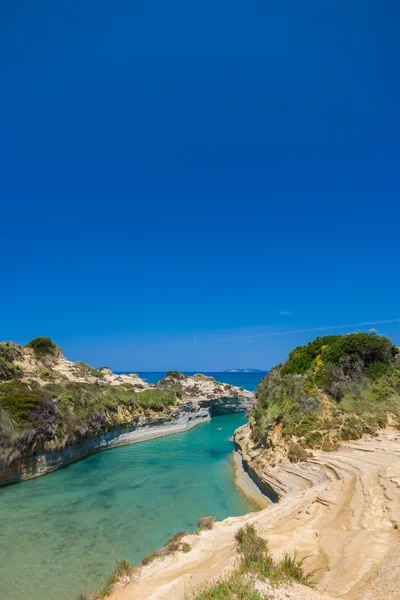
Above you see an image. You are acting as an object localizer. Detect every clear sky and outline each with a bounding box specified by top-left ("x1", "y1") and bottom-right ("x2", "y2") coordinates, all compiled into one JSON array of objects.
[{"x1": 1, "y1": 1, "x2": 399, "y2": 371}]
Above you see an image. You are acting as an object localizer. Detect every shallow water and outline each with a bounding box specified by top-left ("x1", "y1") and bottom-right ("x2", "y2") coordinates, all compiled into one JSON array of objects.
[{"x1": 0, "y1": 413, "x2": 255, "y2": 600}]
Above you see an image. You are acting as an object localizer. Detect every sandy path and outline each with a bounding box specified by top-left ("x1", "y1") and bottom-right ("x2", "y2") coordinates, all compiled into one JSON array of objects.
[{"x1": 108, "y1": 430, "x2": 400, "y2": 600}]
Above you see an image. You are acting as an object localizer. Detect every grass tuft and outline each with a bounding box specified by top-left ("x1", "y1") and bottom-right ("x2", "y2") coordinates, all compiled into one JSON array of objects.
[
  {"x1": 193, "y1": 523, "x2": 315, "y2": 599},
  {"x1": 196, "y1": 516, "x2": 215, "y2": 532},
  {"x1": 76, "y1": 559, "x2": 135, "y2": 600},
  {"x1": 279, "y1": 552, "x2": 316, "y2": 586}
]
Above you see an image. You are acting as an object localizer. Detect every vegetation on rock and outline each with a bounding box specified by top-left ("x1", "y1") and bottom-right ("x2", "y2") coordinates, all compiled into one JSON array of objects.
[
  {"x1": 25, "y1": 336, "x2": 59, "y2": 359},
  {"x1": 193, "y1": 523, "x2": 314, "y2": 599},
  {"x1": 0, "y1": 379, "x2": 179, "y2": 466},
  {"x1": 196, "y1": 516, "x2": 215, "y2": 532},
  {"x1": 0, "y1": 342, "x2": 22, "y2": 363},
  {"x1": 0, "y1": 357, "x2": 22, "y2": 382},
  {"x1": 252, "y1": 332, "x2": 400, "y2": 453},
  {"x1": 0, "y1": 337, "x2": 247, "y2": 476},
  {"x1": 76, "y1": 559, "x2": 135, "y2": 600},
  {"x1": 0, "y1": 342, "x2": 23, "y2": 382},
  {"x1": 166, "y1": 370, "x2": 185, "y2": 379}
]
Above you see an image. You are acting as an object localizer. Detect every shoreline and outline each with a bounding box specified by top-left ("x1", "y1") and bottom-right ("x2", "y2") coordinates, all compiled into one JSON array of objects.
[
  {"x1": 0, "y1": 346, "x2": 256, "y2": 487},
  {"x1": 0, "y1": 412, "x2": 215, "y2": 487},
  {"x1": 231, "y1": 449, "x2": 273, "y2": 509},
  {"x1": 108, "y1": 427, "x2": 400, "y2": 600}
]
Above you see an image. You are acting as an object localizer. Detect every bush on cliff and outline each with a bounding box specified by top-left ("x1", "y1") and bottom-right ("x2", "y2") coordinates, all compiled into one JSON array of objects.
[
  {"x1": 253, "y1": 332, "x2": 400, "y2": 452},
  {"x1": 72, "y1": 362, "x2": 105, "y2": 379},
  {"x1": 0, "y1": 342, "x2": 22, "y2": 363},
  {"x1": 166, "y1": 370, "x2": 185, "y2": 379},
  {"x1": 0, "y1": 357, "x2": 22, "y2": 382},
  {"x1": 25, "y1": 337, "x2": 59, "y2": 359}
]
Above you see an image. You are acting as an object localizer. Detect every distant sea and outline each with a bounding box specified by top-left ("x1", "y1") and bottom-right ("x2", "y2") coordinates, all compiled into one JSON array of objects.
[{"x1": 117, "y1": 371, "x2": 267, "y2": 392}]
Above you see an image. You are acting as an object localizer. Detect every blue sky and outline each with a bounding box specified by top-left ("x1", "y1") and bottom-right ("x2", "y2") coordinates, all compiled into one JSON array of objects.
[{"x1": 1, "y1": 0, "x2": 399, "y2": 370}]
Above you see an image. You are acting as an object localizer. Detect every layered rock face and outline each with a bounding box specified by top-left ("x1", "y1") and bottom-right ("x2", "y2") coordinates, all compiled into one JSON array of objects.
[{"x1": 0, "y1": 340, "x2": 254, "y2": 486}]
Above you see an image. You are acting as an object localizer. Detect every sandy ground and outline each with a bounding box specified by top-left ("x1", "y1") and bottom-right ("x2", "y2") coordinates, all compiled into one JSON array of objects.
[{"x1": 108, "y1": 428, "x2": 400, "y2": 600}]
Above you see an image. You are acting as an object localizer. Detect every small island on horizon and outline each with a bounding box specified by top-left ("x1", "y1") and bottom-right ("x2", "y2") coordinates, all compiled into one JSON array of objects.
[{"x1": 224, "y1": 368, "x2": 267, "y2": 373}]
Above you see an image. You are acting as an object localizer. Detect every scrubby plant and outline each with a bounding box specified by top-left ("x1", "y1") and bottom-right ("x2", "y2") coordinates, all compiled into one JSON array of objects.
[
  {"x1": 279, "y1": 552, "x2": 315, "y2": 586},
  {"x1": 193, "y1": 574, "x2": 265, "y2": 599},
  {"x1": 0, "y1": 376, "x2": 181, "y2": 466},
  {"x1": 364, "y1": 360, "x2": 394, "y2": 381},
  {"x1": 235, "y1": 523, "x2": 271, "y2": 570},
  {"x1": 139, "y1": 530, "x2": 191, "y2": 566},
  {"x1": 0, "y1": 342, "x2": 22, "y2": 363},
  {"x1": 0, "y1": 381, "x2": 51, "y2": 426},
  {"x1": 164, "y1": 530, "x2": 188, "y2": 544},
  {"x1": 141, "y1": 551, "x2": 160, "y2": 566},
  {"x1": 166, "y1": 370, "x2": 185, "y2": 379},
  {"x1": 252, "y1": 332, "x2": 400, "y2": 451},
  {"x1": 0, "y1": 357, "x2": 22, "y2": 381},
  {"x1": 39, "y1": 369, "x2": 58, "y2": 382},
  {"x1": 25, "y1": 337, "x2": 58, "y2": 359},
  {"x1": 72, "y1": 362, "x2": 104, "y2": 379},
  {"x1": 79, "y1": 559, "x2": 135, "y2": 600},
  {"x1": 194, "y1": 525, "x2": 314, "y2": 599},
  {"x1": 281, "y1": 336, "x2": 342, "y2": 375},
  {"x1": 135, "y1": 389, "x2": 177, "y2": 411},
  {"x1": 287, "y1": 440, "x2": 309, "y2": 463},
  {"x1": 196, "y1": 516, "x2": 215, "y2": 532}
]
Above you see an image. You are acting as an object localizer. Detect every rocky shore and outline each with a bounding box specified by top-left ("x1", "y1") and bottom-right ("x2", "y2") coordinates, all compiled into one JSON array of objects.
[
  {"x1": 106, "y1": 426, "x2": 400, "y2": 600},
  {"x1": 0, "y1": 339, "x2": 254, "y2": 486}
]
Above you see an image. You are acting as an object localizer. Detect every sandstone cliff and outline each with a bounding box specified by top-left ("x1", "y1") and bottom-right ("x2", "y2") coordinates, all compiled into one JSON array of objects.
[{"x1": 0, "y1": 338, "x2": 254, "y2": 486}]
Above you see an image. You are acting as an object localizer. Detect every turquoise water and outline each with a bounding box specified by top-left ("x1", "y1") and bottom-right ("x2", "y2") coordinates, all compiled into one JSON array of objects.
[
  {"x1": 134, "y1": 371, "x2": 266, "y2": 391},
  {"x1": 0, "y1": 413, "x2": 256, "y2": 600}
]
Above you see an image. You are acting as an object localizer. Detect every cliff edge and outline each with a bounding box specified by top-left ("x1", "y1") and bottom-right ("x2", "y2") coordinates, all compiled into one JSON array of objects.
[{"x1": 0, "y1": 337, "x2": 254, "y2": 486}]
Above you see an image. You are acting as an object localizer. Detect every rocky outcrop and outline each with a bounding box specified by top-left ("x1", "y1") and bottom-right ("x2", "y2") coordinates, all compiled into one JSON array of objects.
[
  {"x1": 234, "y1": 423, "x2": 329, "y2": 500},
  {"x1": 0, "y1": 394, "x2": 253, "y2": 486}
]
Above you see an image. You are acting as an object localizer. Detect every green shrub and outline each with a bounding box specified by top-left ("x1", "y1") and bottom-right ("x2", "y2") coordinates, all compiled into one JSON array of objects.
[
  {"x1": 164, "y1": 531, "x2": 188, "y2": 545},
  {"x1": 235, "y1": 523, "x2": 271, "y2": 569},
  {"x1": 135, "y1": 389, "x2": 176, "y2": 411},
  {"x1": 194, "y1": 525, "x2": 315, "y2": 599},
  {"x1": 39, "y1": 369, "x2": 58, "y2": 382},
  {"x1": 281, "y1": 336, "x2": 342, "y2": 375},
  {"x1": 323, "y1": 333, "x2": 394, "y2": 367},
  {"x1": 141, "y1": 551, "x2": 160, "y2": 565},
  {"x1": 85, "y1": 559, "x2": 134, "y2": 599},
  {"x1": 0, "y1": 381, "x2": 50, "y2": 426},
  {"x1": 0, "y1": 342, "x2": 22, "y2": 363},
  {"x1": 166, "y1": 370, "x2": 185, "y2": 379},
  {"x1": 0, "y1": 357, "x2": 22, "y2": 381},
  {"x1": 72, "y1": 362, "x2": 104, "y2": 379},
  {"x1": 253, "y1": 332, "x2": 400, "y2": 451},
  {"x1": 193, "y1": 574, "x2": 264, "y2": 600},
  {"x1": 364, "y1": 361, "x2": 394, "y2": 381},
  {"x1": 25, "y1": 337, "x2": 58, "y2": 359}
]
